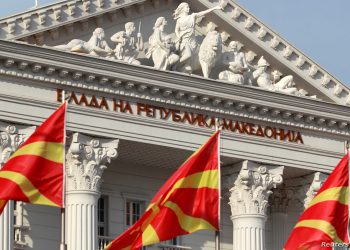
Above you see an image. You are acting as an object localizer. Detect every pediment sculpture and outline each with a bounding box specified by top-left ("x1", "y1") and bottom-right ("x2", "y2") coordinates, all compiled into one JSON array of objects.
[
  {"x1": 218, "y1": 41, "x2": 250, "y2": 85},
  {"x1": 110, "y1": 22, "x2": 144, "y2": 65},
  {"x1": 54, "y1": 27, "x2": 113, "y2": 57},
  {"x1": 173, "y1": 2, "x2": 222, "y2": 75},
  {"x1": 252, "y1": 57, "x2": 316, "y2": 98},
  {"x1": 53, "y1": 2, "x2": 316, "y2": 99},
  {"x1": 145, "y1": 17, "x2": 179, "y2": 70}
]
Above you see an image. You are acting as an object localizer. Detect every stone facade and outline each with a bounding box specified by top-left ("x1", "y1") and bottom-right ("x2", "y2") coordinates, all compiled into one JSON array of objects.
[{"x1": 0, "y1": 1, "x2": 348, "y2": 250}]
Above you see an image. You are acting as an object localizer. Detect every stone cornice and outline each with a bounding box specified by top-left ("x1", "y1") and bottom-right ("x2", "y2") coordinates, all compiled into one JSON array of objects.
[
  {"x1": 0, "y1": 0, "x2": 146, "y2": 40},
  {"x1": 197, "y1": 0, "x2": 350, "y2": 105},
  {"x1": 0, "y1": 40, "x2": 349, "y2": 137}
]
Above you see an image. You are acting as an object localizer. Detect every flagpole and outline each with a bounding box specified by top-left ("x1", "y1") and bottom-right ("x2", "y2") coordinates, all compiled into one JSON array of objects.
[
  {"x1": 346, "y1": 140, "x2": 350, "y2": 243},
  {"x1": 215, "y1": 119, "x2": 221, "y2": 250},
  {"x1": 60, "y1": 90, "x2": 67, "y2": 250}
]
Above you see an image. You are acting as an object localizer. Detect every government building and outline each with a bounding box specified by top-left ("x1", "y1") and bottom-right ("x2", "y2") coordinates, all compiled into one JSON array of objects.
[{"x1": 0, "y1": 0, "x2": 349, "y2": 250}]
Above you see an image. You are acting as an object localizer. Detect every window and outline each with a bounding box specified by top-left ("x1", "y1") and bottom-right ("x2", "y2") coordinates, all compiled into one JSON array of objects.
[
  {"x1": 98, "y1": 196, "x2": 108, "y2": 237},
  {"x1": 125, "y1": 200, "x2": 144, "y2": 227},
  {"x1": 168, "y1": 238, "x2": 178, "y2": 246},
  {"x1": 162, "y1": 237, "x2": 180, "y2": 247}
]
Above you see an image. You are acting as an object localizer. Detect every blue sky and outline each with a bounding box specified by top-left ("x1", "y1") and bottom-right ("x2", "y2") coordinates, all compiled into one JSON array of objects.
[{"x1": 2, "y1": 0, "x2": 349, "y2": 86}]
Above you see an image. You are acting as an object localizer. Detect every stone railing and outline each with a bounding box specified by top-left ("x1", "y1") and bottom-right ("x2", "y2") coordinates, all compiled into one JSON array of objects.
[
  {"x1": 98, "y1": 236, "x2": 113, "y2": 250},
  {"x1": 158, "y1": 244, "x2": 192, "y2": 250},
  {"x1": 97, "y1": 237, "x2": 192, "y2": 250}
]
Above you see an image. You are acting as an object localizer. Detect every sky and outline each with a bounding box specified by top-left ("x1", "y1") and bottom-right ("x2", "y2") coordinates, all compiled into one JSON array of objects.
[{"x1": 1, "y1": 0, "x2": 350, "y2": 86}]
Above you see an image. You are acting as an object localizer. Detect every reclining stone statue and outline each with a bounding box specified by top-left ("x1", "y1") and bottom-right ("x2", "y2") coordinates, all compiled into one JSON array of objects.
[
  {"x1": 54, "y1": 28, "x2": 113, "y2": 57},
  {"x1": 252, "y1": 57, "x2": 307, "y2": 96}
]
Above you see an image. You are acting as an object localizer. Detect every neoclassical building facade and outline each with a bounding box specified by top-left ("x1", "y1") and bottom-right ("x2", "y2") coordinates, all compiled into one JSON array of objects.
[{"x1": 0, "y1": 0, "x2": 349, "y2": 250}]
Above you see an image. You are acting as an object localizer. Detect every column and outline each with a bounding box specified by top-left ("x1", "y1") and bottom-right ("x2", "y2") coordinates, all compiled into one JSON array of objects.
[
  {"x1": 270, "y1": 187, "x2": 292, "y2": 250},
  {"x1": 0, "y1": 123, "x2": 34, "y2": 250},
  {"x1": 227, "y1": 160, "x2": 284, "y2": 250},
  {"x1": 303, "y1": 172, "x2": 327, "y2": 209},
  {"x1": 270, "y1": 171, "x2": 327, "y2": 250},
  {"x1": 66, "y1": 133, "x2": 119, "y2": 250}
]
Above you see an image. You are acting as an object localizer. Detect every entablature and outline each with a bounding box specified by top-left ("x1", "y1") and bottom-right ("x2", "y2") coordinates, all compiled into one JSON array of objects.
[{"x1": 0, "y1": 40, "x2": 349, "y2": 137}]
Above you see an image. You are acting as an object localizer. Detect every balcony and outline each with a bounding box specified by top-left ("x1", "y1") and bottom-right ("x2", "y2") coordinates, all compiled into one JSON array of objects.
[
  {"x1": 157, "y1": 244, "x2": 192, "y2": 250},
  {"x1": 98, "y1": 236, "x2": 191, "y2": 250}
]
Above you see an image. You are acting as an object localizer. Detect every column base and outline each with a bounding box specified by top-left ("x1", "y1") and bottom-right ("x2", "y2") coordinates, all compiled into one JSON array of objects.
[{"x1": 231, "y1": 214, "x2": 266, "y2": 250}]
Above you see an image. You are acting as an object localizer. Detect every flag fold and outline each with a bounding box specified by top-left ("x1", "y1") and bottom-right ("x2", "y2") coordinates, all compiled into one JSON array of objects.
[
  {"x1": 284, "y1": 153, "x2": 350, "y2": 250},
  {"x1": 106, "y1": 131, "x2": 220, "y2": 250},
  {"x1": 0, "y1": 103, "x2": 66, "y2": 213}
]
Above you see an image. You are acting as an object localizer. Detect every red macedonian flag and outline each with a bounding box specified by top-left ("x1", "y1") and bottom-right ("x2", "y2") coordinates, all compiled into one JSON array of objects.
[
  {"x1": 284, "y1": 153, "x2": 350, "y2": 250},
  {"x1": 106, "y1": 131, "x2": 220, "y2": 250},
  {"x1": 0, "y1": 103, "x2": 66, "y2": 213}
]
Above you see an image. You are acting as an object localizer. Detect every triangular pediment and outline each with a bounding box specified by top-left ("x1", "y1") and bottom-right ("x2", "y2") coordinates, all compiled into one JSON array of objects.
[{"x1": 1, "y1": 0, "x2": 349, "y2": 105}]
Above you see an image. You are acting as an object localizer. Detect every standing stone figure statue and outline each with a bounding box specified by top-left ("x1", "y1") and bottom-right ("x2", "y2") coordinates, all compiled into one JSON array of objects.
[
  {"x1": 111, "y1": 22, "x2": 144, "y2": 65},
  {"x1": 146, "y1": 17, "x2": 179, "y2": 70},
  {"x1": 173, "y1": 2, "x2": 221, "y2": 73},
  {"x1": 54, "y1": 28, "x2": 113, "y2": 57},
  {"x1": 252, "y1": 57, "x2": 304, "y2": 96},
  {"x1": 218, "y1": 41, "x2": 249, "y2": 84}
]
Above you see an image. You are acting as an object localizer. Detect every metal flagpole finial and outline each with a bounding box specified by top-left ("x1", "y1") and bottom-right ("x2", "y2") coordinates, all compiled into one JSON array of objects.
[{"x1": 61, "y1": 90, "x2": 69, "y2": 104}]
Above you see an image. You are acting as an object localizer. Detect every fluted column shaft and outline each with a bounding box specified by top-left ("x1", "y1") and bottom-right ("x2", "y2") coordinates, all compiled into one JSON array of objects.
[
  {"x1": 65, "y1": 133, "x2": 119, "y2": 250},
  {"x1": 66, "y1": 192, "x2": 98, "y2": 250},
  {"x1": 232, "y1": 215, "x2": 265, "y2": 250},
  {"x1": 0, "y1": 202, "x2": 14, "y2": 250}
]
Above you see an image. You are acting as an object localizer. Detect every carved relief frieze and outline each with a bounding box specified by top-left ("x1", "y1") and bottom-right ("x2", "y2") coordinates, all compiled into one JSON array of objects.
[{"x1": 66, "y1": 133, "x2": 119, "y2": 193}]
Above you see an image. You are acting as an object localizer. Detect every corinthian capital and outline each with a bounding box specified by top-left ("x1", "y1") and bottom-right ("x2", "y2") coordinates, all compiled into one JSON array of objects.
[
  {"x1": 0, "y1": 122, "x2": 35, "y2": 167},
  {"x1": 66, "y1": 133, "x2": 119, "y2": 193},
  {"x1": 228, "y1": 160, "x2": 284, "y2": 217},
  {"x1": 303, "y1": 172, "x2": 327, "y2": 208},
  {"x1": 269, "y1": 185, "x2": 294, "y2": 213},
  {"x1": 282, "y1": 171, "x2": 328, "y2": 212}
]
